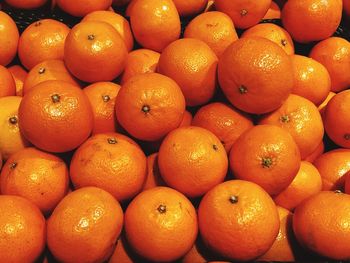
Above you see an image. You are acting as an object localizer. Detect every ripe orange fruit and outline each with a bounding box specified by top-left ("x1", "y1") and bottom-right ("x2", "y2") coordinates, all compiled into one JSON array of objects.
[
  {"x1": 293, "y1": 191, "x2": 350, "y2": 260},
  {"x1": 129, "y1": 0, "x2": 180, "y2": 52},
  {"x1": 263, "y1": 1, "x2": 281, "y2": 19},
  {"x1": 257, "y1": 206, "x2": 296, "y2": 261},
  {"x1": 309, "y1": 37, "x2": 350, "y2": 93},
  {"x1": 183, "y1": 11, "x2": 239, "y2": 57},
  {"x1": 83, "y1": 82, "x2": 120, "y2": 135},
  {"x1": 64, "y1": 21, "x2": 127, "y2": 83},
  {"x1": 0, "y1": 147, "x2": 69, "y2": 214},
  {"x1": 230, "y1": 124, "x2": 300, "y2": 195},
  {"x1": 143, "y1": 153, "x2": 165, "y2": 191},
  {"x1": 158, "y1": 38, "x2": 218, "y2": 106},
  {"x1": 120, "y1": 48, "x2": 160, "y2": 85},
  {"x1": 281, "y1": 0, "x2": 343, "y2": 43},
  {"x1": 47, "y1": 187, "x2": 124, "y2": 262},
  {"x1": 318, "y1": 91, "x2": 336, "y2": 114},
  {"x1": 56, "y1": 0, "x2": 112, "y2": 17},
  {"x1": 0, "y1": 96, "x2": 30, "y2": 160},
  {"x1": 274, "y1": 161, "x2": 322, "y2": 211},
  {"x1": 82, "y1": 10, "x2": 134, "y2": 52},
  {"x1": 198, "y1": 180, "x2": 279, "y2": 261},
  {"x1": 192, "y1": 102, "x2": 253, "y2": 153},
  {"x1": 214, "y1": 0, "x2": 272, "y2": 29},
  {"x1": 259, "y1": 94, "x2": 324, "y2": 159},
  {"x1": 124, "y1": 187, "x2": 198, "y2": 262},
  {"x1": 158, "y1": 126, "x2": 228, "y2": 197},
  {"x1": 5, "y1": 0, "x2": 47, "y2": 9},
  {"x1": 0, "y1": 195, "x2": 45, "y2": 263},
  {"x1": 70, "y1": 133, "x2": 147, "y2": 202},
  {"x1": 18, "y1": 19, "x2": 70, "y2": 70},
  {"x1": 290, "y1": 55, "x2": 331, "y2": 106},
  {"x1": 116, "y1": 73, "x2": 186, "y2": 141},
  {"x1": 18, "y1": 80, "x2": 93, "y2": 153},
  {"x1": 218, "y1": 37, "x2": 293, "y2": 114},
  {"x1": 0, "y1": 65, "x2": 16, "y2": 98},
  {"x1": 8, "y1": 65, "x2": 27, "y2": 97},
  {"x1": 241, "y1": 23, "x2": 294, "y2": 55},
  {"x1": 304, "y1": 140, "x2": 325, "y2": 162},
  {"x1": 0, "y1": 11, "x2": 19, "y2": 66},
  {"x1": 178, "y1": 110, "x2": 193, "y2": 127},
  {"x1": 23, "y1": 59, "x2": 79, "y2": 94},
  {"x1": 313, "y1": 149, "x2": 350, "y2": 190},
  {"x1": 172, "y1": 0, "x2": 207, "y2": 16},
  {"x1": 324, "y1": 90, "x2": 350, "y2": 148}
]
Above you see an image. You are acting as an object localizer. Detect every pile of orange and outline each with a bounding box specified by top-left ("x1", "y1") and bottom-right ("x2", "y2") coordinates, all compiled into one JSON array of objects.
[{"x1": 0, "y1": 0, "x2": 349, "y2": 262}]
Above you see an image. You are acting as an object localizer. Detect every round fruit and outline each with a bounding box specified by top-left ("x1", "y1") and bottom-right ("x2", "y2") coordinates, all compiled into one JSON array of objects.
[
  {"x1": 172, "y1": 0, "x2": 207, "y2": 16},
  {"x1": 56, "y1": 0, "x2": 112, "y2": 17},
  {"x1": 0, "y1": 65, "x2": 16, "y2": 98},
  {"x1": 8, "y1": 65, "x2": 27, "y2": 96},
  {"x1": 0, "y1": 11, "x2": 19, "y2": 66},
  {"x1": 5, "y1": 0, "x2": 47, "y2": 9}
]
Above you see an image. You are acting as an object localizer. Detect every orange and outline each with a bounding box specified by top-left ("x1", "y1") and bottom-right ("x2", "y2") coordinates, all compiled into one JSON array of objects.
[
  {"x1": 172, "y1": 0, "x2": 207, "y2": 16},
  {"x1": 257, "y1": 207, "x2": 296, "y2": 261},
  {"x1": 263, "y1": 1, "x2": 281, "y2": 19},
  {"x1": 47, "y1": 187, "x2": 124, "y2": 262},
  {"x1": 192, "y1": 102, "x2": 253, "y2": 153},
  {"x1": 218, "y1": 37, "x2": 293, "y2": 114},
  {"x1": 293, "y1": 190, "x2": 350, "y2": 260},
  {"x1": 70, "y1": 133, "x2": 147, "y2": 202},
  {"x1": 259, "y1": 94, "x2": 324, "y2": 159},
  {"x1": 241, "y1": 23, "x2": 294, "y2": 55},
  {"x1": 324, "y1": 90, "x2": 350, "y2": 148},
  {"x1": 56, "y1": 0, "x2": 112, "y2": 17},
  {"x1": 143, "y1": 153, "x2": 165, "y2": 191},
  {"x1": 124, "y1": 186, "x2": 198, "y2": 262},
  {"x1": 120, "y1": 48, "x2": 160, "y2": 85},
  {"x1": 230, "y1": 124, "x2": 301, "y2": 195},
  {"x1": 64, "y1": 21, "x2": 127, "y2": 83},
  {"x1": 18, "y1": 80, "x2": 93, "y2": 153},
  {"x1": 116, "y1": 73, "x2": 186, "y2": 141},
  {"x1": 290, "y1": 55, "x2": 331, "y2": 106},
  {"x1": 345, "y1": 171, "x2": 350, "y2": 194},
  {"x1": 214, "y1": 0, "x2": 272, "y2": 29},
  {"x1": 8, "y1": 65, "x2": 27, "y2": 97},
  {"x1": 318, "y1": 91, "x2": 336, "y2": 114},
  {"x1": 158, "y1": 126, "x2": 228, "y2": 197},
  {"x1": 178, "y1": 110, "x2": 192, "y2": 127},
  {"x1": 129, "y1": 0, "x2": 181, "y2": 52},
  {"x1": 82, "y1": 10, "x2": 134, "y2": 51},
  {"x1": 158, "y1": 38, "x2": 218, "y2": 106},
  {"x1": 5, "y1": 0, "x2": 47, "y2": 9},
  {"x1": 274, "y1": 161, "x2": 322, "y2": 211},
  {"x1": 0, "y1": 11, "x2": 19, "y2": 66},
  {"x1": 109, "y1": 234, "x2": 142, "y2": 263},
  {"x1": 0, "y1": 65, "x2": 16, "y2": 98},
  {"x1": 198, "y1": 180, "x2": 280, "y2": 261},
  {"x1": 181, "y1": 237, "x2": 219, "y2": 263},
  {"x1": 18, "y1": 19, "x2": 70, "y2": 70},
  {"x1": 23, "y1": 59, "x2": 79, "y2": 94},
  {"x1": 309, "y1": 37, "x2": 350, "y2": 93},
  {"x1": 0, "y1": 147, "x2": 69, "y2": 214},
  {"x1": 83, "y1": 82, "x2": 120, "y2": 135},
  {"x1": 0, "y1": 195, "x2": 45, "y2": 263},
  {"x1": 0, "y1": 96, "x2": 30, "y2": 160},
  {"x1": 304, "y1": 140, "x2": 325, "y2": 162},
  {"x1": 183, "y1": 11, "x2": 239, "y2": 57},
  {"x1": 313, "y1": 149, "x2": 350, "y2": 190},
  {"x1": 281, "y1": 0, "x2": 343, "y2": 43}
]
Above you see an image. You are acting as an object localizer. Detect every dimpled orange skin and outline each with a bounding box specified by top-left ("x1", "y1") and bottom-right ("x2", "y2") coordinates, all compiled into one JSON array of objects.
[
  {"x1": 0, "y1": 195, "x2": 45, "y2": 263},
  {"x1": 259, "y1": 94, "x2": 324, "y2": 159},
  {"x1": 0, "y1": 12, "x2": 19, "y2": 66},
  {"x1": 0, "y1": 147, "x2": 69, "y2": 214},
  {"x1": 230, "y1": 125, "x2": 301, "y2": 196},
  {"x1": 281, "y1": 0, "x2": 343, "y2": 43},
  {"x1": 56, "y1": 0, "x2": 112, "y2": 17},
  {"x1": 124, "y1": 187, "x2": 198, "y2": 262},
  {"x1": 129, "y1": 0, "x2": 181, "y2": 52},
  {"x1": 18, "y1": 80, "x2": 93, "y2": 153},
  {"x1": 218, "y1": 37, "x2": 294, "y2": 114},
  {"x1": 158, "y1": 38, "x2": 218, "y2": 106},
  {"x1": 313, "y1": 149, "x2": 350, "y2": 190},
  {"x1": 47, "y1": 187, "x2": 124, "y2": 263},
  {"x1": 214, "y1": 0, "x2": 271, "y2": 29},
  {"x1": 172, "y1": 0, "x2": 207, "y2": 16},
  {"x1": 198, "y1": 180, "x2": 280, "y2": 261},
  {"x1": 18, "y1": 19, "x2": 70, "y2": 70},
  {"x1": 23, "y1": 59, "x2": 79, "y2": 94},
  {"x1": 293, "y1": 191, "x2": 350, "y2": 260},
  {"x1": 192, "y1": 102, "x2": 254, "y2": 153},
  {"x1": 5, "y1": 0, "x2": 47, "y2": 9},
  {"x1": 70, "y1": 133, "x2": 147, "y2": 202},
  {"x1": 8, "y1": 65, "x2": 27, "y2": 97},
  {"x1": 0, "y1": 65, "x2": 16, "y2": 98},
  {"x1": 324, "y1": 90, "x2": 350, "y2": 148},
  {"x1": 183, "y1": 11, "x2": 239, "y2": 58}
]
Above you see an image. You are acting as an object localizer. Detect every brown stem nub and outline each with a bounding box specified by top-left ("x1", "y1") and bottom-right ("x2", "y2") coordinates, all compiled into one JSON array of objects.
[
  {"x1": 157, "y1": 204, "x2": 166, "y2": 214},
  {"x1": 102, "y1": 95, "x2": 110, "y2": 102},
  {"x1": 51, "y1": 94, "x2": 60, "y2": 103},
  {"x1": 344, "y1": 134, "x2": 350, "y2": 140},
  {"x1": 38, "y1": 67, "x2": 46, "y2": 74},
  {"x1": 142, "y1": 105, "x2": 151, "y2": 113},
  {"x1": 280, "y1": 115, "x2": 290, "y2": 123},
  {"x1": 88, "y1": 34, "x2": 95, "y2": 41},
  {"x1": 107, "y1": 137, "x2": 117, "y2": 144},
  {"x1": 8, "y1": 116, "x2": 18, "y2": 125},
  {"x1": 240, "y1": 9, "x2": 248, "y2": 16},
  {"x1": 238, "y1": 85, "x2": 248, "y2": 94},
  {"x1": 34, "y1": 21, "x2": 41, "y2": 27},
  {"x1": 229, "y1": 195, "x2": 239, "y2": 204},
  {"x1": 334, "y1": 190, "x2": 342, "y2": 194},
  {"x1": 262, "y1": 157, "x2": 273, "y2": 168},
  {"x1": 9, "y1": 162, "x2": 17, "y2": 170},
  {"x1": 213, "y1": 144, "x2": 219, "y2": 151},
  {"x1": 281, "y1": 39, "x2": 287, "y2": 46}
]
